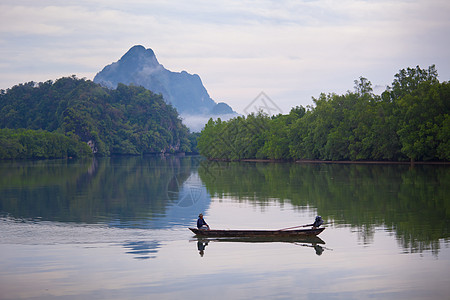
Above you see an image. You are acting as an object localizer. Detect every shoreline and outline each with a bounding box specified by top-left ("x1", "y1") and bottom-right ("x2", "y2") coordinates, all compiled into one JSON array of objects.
[
  {"x1": 221, "y1": 158, "x2": 450, "y2": 165},
  {"x1": 295, "y1": 159, "x2": 450, "y2": 165}
]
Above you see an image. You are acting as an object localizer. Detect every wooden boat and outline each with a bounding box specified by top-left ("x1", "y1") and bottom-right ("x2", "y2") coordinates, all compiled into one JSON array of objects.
[{"x1": 189, "y1": 227, "x2": 325, "y2": 237}]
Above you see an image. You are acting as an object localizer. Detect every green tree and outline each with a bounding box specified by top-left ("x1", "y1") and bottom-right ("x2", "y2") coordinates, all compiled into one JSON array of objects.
[
  {"x1": 396, "y1": 81, "x2": 450, "y2": 161},
  {"x1": 0, "y1": 77, "x2": 194, "y2": 158},
  {"x1": 197, "y1": 65, "x2": 448, "y2": 162}
]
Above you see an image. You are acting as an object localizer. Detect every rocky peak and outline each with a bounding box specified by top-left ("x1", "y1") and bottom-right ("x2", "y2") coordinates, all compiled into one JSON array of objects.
[
  {"x1": 94, "y1": 45, "x2": 237, "y2": 131},
  {"x1": 120, "y1": 45, "x2": 160, "y2": 68}
]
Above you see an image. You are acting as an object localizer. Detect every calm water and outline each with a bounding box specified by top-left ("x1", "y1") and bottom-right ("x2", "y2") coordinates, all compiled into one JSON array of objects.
[{"x1": 0, "y1": 156, "x2": 449, "y2": 300}]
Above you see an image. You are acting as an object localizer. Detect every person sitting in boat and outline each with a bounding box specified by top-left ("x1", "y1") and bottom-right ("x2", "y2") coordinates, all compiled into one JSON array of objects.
[
  {"x1": 312, "y1": 216, "x2": 323, "y2": 229},
  {"x1": 197, "y1": 213, "x2": 210, "y2": 230}
]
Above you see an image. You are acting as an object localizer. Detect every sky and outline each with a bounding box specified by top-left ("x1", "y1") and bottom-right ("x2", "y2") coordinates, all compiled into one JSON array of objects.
[{"x1": 1, "y1": 0, "x2": 449, "y2": 115}]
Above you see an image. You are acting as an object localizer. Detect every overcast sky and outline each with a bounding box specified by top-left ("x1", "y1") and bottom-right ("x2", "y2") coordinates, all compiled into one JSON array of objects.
[{"x1": 1, "y1": 0, "x2": 449, "y2": 114}]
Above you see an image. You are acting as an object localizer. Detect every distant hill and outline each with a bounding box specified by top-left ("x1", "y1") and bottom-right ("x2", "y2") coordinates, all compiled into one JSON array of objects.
[
  {"x1": 94, "y1": 45, "x2": 237, "y2": 131},
  {"x1": 0, "y1": 76, "x2": 194, "y2": 157}
]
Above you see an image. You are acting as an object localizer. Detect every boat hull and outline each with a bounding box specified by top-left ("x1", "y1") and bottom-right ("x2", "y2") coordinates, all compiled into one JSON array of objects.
[{"x1": 189, "y1": 227, "x2": 325, "y2": 237}]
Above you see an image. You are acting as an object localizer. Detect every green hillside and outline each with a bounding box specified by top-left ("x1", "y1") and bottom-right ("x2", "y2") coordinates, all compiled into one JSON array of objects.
[{"x1": 0, "y1": 76, "x2": 193, "y2": 158}]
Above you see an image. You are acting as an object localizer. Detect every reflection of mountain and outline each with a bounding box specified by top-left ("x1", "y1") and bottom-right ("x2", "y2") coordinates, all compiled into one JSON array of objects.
[
  {"x1": 123, "y1": 240, "x2": 161, "y2": 260},
  {"x1": 164, "y1": 171, "x2": 209, "y2": 225},
  {"x1": 110, "y1": 168, "x2": 210, "y2": 229},
  {"x1": 198, "y1": 161, "x2": 450, "y2": 255},
  {"x1": 0, "y1": 156, "x2": 210, "y2": 229},
  {"x1": 167, "y1": 172, "x2": 206, "y2": 207}
]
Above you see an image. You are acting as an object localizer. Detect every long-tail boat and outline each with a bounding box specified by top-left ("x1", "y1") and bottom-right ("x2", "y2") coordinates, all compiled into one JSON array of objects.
[
  {"x1": 190, "y1": 216, "x2": 325, "y2": 238},
  {"x1": 189, "y1": 227, "x2": 325, "y2": 237}
]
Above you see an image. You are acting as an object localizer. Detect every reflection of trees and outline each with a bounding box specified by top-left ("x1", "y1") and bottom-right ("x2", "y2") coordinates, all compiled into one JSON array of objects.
[
  {"x1": 198, "y1": 161, "x2": 449, "y2": 254},
  {"x1": 0, "y1": 159, "x2": 92, "y2": 221},
  {"x1": 0, "y1": 156, "x2": 201, "y2": 224}
]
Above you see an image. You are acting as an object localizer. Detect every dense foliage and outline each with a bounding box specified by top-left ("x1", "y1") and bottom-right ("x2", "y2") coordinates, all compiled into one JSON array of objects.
[
  {"x1": 0, "y1": 76, "x2": 195, "y2": 158},
  {"x1": 198, "y1": 65, "x2": 449, "y2": 162},
  {"x1": 0, "y1": 128, "x2": 92, "y2": 159}
]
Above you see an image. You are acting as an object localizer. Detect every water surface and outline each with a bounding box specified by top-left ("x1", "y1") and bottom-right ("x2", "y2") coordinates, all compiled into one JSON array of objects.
[{"x1": 0, "y1": 156, "x2": 449, "y2": 299}]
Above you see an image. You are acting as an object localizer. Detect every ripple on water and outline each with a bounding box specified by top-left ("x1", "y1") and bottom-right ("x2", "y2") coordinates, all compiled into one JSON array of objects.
[{"x1": 0, "y1": 216, "x2": 189, "y2": 246}]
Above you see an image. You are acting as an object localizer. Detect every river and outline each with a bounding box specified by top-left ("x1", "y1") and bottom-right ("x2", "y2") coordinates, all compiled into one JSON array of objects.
[{"x1": 0, "y1": 156, "x2": 449, "y2": 299}]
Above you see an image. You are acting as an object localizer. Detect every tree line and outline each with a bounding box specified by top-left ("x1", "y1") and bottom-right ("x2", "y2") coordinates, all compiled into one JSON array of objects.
[
  {"x1": 198, "y1": 65, "x2": 449, "y2": 162},
  {"x1": 0, "y1": 128, "x2": 92, "y2": 159},
  {"x1": 0, "y1": 76, "x2": 196, "y2": 159}
]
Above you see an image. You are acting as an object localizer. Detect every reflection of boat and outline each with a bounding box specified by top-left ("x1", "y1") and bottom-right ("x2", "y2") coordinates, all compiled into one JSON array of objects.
[
  {"x1": 193, "y1": 235, "x2": 327, "y2": 256},
  {"x1": 189, "y1": 227, "x2": 325, "y2": 237},
  {"x1": 194, "y1": 235, "x2": 325, "y2": 244}
]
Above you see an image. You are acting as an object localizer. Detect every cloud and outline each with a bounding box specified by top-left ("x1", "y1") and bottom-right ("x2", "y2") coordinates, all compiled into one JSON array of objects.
[{"x1": 1, "y1": 0, "x2": 449, "y2": 114}]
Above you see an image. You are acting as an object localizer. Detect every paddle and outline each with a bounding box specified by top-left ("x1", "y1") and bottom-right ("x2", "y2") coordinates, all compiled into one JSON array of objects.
[
  {"x1": 278, "y1": 224, "x2": 313, "y2": 231},
  {"x1": 279, "y1": 216, "x2": 324, "y2": 231}
]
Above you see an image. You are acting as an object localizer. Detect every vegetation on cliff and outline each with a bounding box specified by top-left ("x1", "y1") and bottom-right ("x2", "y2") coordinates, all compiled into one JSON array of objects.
[{"x1": 0, "y1": 76, "x2": 195, "y2": 158}]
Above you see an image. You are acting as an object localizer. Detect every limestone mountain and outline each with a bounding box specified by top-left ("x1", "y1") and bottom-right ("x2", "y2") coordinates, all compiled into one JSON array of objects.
[{"x1": 94, "y1": 45, "x2": 236, "y2": 130}]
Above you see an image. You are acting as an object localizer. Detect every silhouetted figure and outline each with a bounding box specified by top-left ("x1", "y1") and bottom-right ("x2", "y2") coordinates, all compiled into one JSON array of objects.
[
  {"x1": 197, "y1": 213, "x2": 210, "y2": 230},
  {"x1": 312, "y1": 216, "x2": 323, "y2": 229}
]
